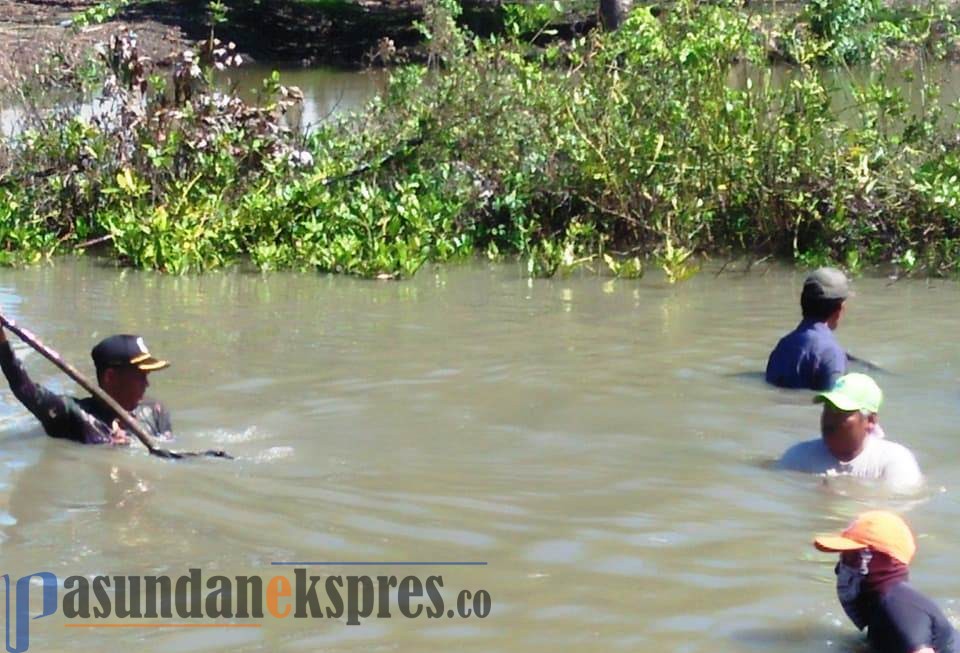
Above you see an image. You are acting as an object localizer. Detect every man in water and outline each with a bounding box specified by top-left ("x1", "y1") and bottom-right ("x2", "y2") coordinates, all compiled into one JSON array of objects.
[
  {"x1": 779, "y1": 373, "x2": 921, "y2": 489},
  {"x1": 0, "y1": 328, "x2": 171, "y2": 445},
  {"x1": 766, "y1": 267, "x2": 851, "y2": 390},
  {"x1": 813, "y1": 511, "x2": 956, "y2": 653}
]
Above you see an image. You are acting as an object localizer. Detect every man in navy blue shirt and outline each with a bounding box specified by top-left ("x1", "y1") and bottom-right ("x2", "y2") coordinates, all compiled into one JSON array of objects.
[{"x1": 766, "y1": 267, "x2": 850, "y2": 391}]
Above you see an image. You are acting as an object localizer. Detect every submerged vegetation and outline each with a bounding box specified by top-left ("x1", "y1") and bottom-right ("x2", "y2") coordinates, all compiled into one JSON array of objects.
[{"x1": 3, "y1": 0, "x2": 960, "y2": 277}]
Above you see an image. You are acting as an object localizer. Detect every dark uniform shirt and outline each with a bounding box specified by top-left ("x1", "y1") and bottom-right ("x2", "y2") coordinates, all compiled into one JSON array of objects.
[
  {"x1": 765, "y1": 319, "x2": 847, "y2": 390},
  {"x1": 0, "y1": 341, "x2": 171, "y2": 445},
  {"x1": 866, "y1": 582, "x2": 957, "y2": 653}
]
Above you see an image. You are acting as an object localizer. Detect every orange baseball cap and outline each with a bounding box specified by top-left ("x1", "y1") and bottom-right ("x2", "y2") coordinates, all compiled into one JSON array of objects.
[{"x1": 813, "y1": 511, "x2": 916, "y2": 565}]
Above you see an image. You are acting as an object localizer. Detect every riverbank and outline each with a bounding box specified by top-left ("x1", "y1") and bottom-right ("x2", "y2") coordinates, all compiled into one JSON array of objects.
[
  {"x1": 0, "y1": 0, "x2": 531, "y2": 81},
  {"x1": 0, "y1": 1, "x2": 183, "y2": 82},
  {"x1": 3, "y1": 1, "x2": 960, "y2": 278},
  {"x1": 1, "y1": 0, "x2": 956, "y2": 80}
]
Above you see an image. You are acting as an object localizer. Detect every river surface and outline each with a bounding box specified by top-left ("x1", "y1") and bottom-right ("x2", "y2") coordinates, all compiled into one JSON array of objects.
[
  {"x1": 0, "y1": 258, "x2": 958, "y2": 652},
  {"x1": 228, "y1": 58, "x2": 960, "y2": 131},
  {"x1": 0, "y1": 66, "x2": 387, "y2": 137},
  {"x1": 6, "y1": 57, "x2": 960, "y2": 137},
  {"x1": 224, "y1": 65, "x2": 388, "y2": 130},
  {"x1": 225, "y1": 59, "x2": 960, "y2": 131}
]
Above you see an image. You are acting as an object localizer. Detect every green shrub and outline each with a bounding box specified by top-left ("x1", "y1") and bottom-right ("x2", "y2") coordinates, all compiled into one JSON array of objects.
[{"x1": 2, "y1": 0, "x2": 960, "y2": 278}]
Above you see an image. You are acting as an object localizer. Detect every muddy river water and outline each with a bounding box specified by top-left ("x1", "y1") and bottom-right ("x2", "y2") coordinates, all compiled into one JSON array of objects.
[{"x1": 0, "y1": 259, "x2": 958, "y2": 652}]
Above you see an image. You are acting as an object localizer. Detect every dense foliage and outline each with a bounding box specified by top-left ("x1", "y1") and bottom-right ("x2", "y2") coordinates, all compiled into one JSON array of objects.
[{"x1": 2, "y1": 0, "x2": 960, "y2": 278}]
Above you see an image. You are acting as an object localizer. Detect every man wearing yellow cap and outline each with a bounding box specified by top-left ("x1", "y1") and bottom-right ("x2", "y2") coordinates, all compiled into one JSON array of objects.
[
  {"x1": 0, "y1": 330, "x2": 171, "y2": 445},
  {"x1": 779, "y1": 373, "x2": 922, "y2": 489},
  {"x1": 814, "y1": 511, "x2": 956, "y2": 653}
]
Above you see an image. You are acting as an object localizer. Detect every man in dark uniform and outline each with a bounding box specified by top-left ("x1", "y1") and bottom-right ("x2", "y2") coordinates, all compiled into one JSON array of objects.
[{"x1": 0, "y1": 328, "x2": 172, "y2": 445}]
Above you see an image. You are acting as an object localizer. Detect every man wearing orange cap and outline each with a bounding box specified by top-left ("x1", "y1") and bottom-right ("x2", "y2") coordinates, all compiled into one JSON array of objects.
[
  {"x1": 814, "y1": 511, "x2": 956, "y2": 653},
  {"x1": 779, "y1": 373, "x2": 922, "y2": 489},
  {"x1": 0, "y1": 329, "x2": 171, "y2": 445}
]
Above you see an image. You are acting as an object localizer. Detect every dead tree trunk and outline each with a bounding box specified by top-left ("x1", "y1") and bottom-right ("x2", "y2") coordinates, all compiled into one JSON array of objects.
[{"x1": 599, "y1": 0, "x2": 632, "y2": 31}]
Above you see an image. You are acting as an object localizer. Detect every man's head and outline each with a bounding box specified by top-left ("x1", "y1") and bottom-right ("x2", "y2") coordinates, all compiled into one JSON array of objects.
[
  {"x1": 813, "y1": 510, "x2": 916, "y2": 566},
  {"x1": 801, "y1": 267, "x2": 851, "y2": 329},
  {"x1": 91, "y1": 335, "x2": 169, "y2": 411},
  {"x1": 814, "y1": 373, "x2": 882, "y2": 462},
  {"x1": 813, "y1": 511, "x2": 915, "y2": 631}
]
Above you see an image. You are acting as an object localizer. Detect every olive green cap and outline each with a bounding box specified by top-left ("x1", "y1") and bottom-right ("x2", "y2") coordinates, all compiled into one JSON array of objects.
[{"x1": 803, "y1": 267, "x2": 852, "y2": 301}]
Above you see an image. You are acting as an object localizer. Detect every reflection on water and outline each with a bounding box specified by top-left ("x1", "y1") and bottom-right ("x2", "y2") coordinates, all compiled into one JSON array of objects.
[
  {"x1": 0, "y1": 65, "x2": 387, "y2": 136},
  {"x1": 0, "y1": 258, "x2": 959, "y2": 652},
  {"x1": 222, "y1": 65, "x2": 388, "y2": 130},
  {"x1": 728, "y1": 56, "x2": 960, "y2": 129}
]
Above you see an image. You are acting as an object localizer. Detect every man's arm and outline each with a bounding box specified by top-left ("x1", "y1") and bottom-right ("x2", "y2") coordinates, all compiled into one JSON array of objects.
[
  {"x1": 0, "y1": 326, "x2": 85, "y2": 441},
  {"x1": 778, "y1": 440, "x2": 824, "y2": 473},
  {"x1": 929, "y1": 600, "x2": 958, "y2": 653},
  {"x1": 875, "y1": 591, "x2": 940, "y2": 653}
]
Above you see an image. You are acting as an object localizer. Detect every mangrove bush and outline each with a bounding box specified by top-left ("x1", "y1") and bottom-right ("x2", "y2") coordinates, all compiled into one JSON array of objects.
[{"x1": 2, "y1": 0, "x2": 960, "y2": 277}]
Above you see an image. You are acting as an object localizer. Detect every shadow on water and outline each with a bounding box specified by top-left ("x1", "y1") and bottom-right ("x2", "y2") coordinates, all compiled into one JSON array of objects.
[
  {"x1": 846, "y1": 354, "x2": 896, "y2": 377},
  {"x1": 724, "y1": 370, "x2": 767, "y2": 385},
  {"x1": 724, "y1": 358, "x2": 895, "y2": 387},
  {"x1": 732, "y1": 625, "x2": 868, "y2": 652},
  {"x1": 750, "y1": 456, "x2": 783, "y2": 472},
  {"x1": 720, "y1": 371, "x2": 813, "y2": 407}
]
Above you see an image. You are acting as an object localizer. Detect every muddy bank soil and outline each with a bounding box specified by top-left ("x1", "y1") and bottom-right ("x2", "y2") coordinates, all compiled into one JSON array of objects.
[
  {"x1": 0, "y1": 0, "x2": 521, "y2": 85},
  {"x1": 0, "y1": 1, "x2": 188, "y2": 82}
]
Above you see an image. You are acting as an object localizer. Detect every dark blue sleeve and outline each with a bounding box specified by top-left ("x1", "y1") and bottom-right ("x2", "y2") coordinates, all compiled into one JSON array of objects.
[
  {"x1": 931, "y1": 605, "x2": 958, "y2": 653},
  {"x1": 765, "y1": 337, "x2": 794, "y2": 387},
  {"x1": 812, "y1": 345, "x2": 847, "y2": 391},
  {"x1": 873, "y1": 585, "x2": 956, "y2": 653}
]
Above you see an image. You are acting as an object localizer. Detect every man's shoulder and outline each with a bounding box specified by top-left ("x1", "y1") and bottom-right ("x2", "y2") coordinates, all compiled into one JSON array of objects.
[
  {"x1": 782, "y1": 438, "x2": 825, "y2": 454},
  {"x1": 779, "y1": 438, "x2": 829, "y2": 470},
  {"x1": 767, "y1": 324, "x2": 824, "y2": 387},
  {"x1": 880, "y1": 582, "x2": 932, "y2": 608},
  {"x1": 803, "y1": 321, "x2": 842, "y2": 352},
  {"x1": 868, "y1": 437, "x2": 919, "y2": 463},
  {"x1": 871, "y1": 583, "x2": 951, "y2": 650},
  {"x1": 768, "y1": 321, "x2": 842, "y2": 365},
  {"x1": 772, "y1": 324, "x2": 812, "y2": 349},
  {"x1": 74, "y1": 395, "x2": 111, "y2": 421},
  {"x1": 134, "y1": 397, "x2": 172, "y2": 439},
  {"x1": 860, "y1": 437, "x2": 923, "y2": 488},
  {"x1": 876, "y1": 583, "x2": 949, "y2": 627},
  {"x1": 137, "y1": 396, "x2": 168, "y2": 411}
]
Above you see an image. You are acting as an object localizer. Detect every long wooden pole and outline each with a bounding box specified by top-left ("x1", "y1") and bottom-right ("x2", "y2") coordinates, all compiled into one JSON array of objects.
[{"x1": 0, "y1": 313, "x2": 231, "y2": 460}]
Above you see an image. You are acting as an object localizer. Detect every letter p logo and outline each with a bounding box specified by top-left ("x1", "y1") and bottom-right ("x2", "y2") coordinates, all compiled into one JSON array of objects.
[{"x1": 2, "y1": 573, "x2": 58, "y2": 653}]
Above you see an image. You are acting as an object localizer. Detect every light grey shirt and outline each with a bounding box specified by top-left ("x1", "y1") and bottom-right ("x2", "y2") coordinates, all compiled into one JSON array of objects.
[{"x1": 779, "y1": 435, "x2": 923, "y2": 489}]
